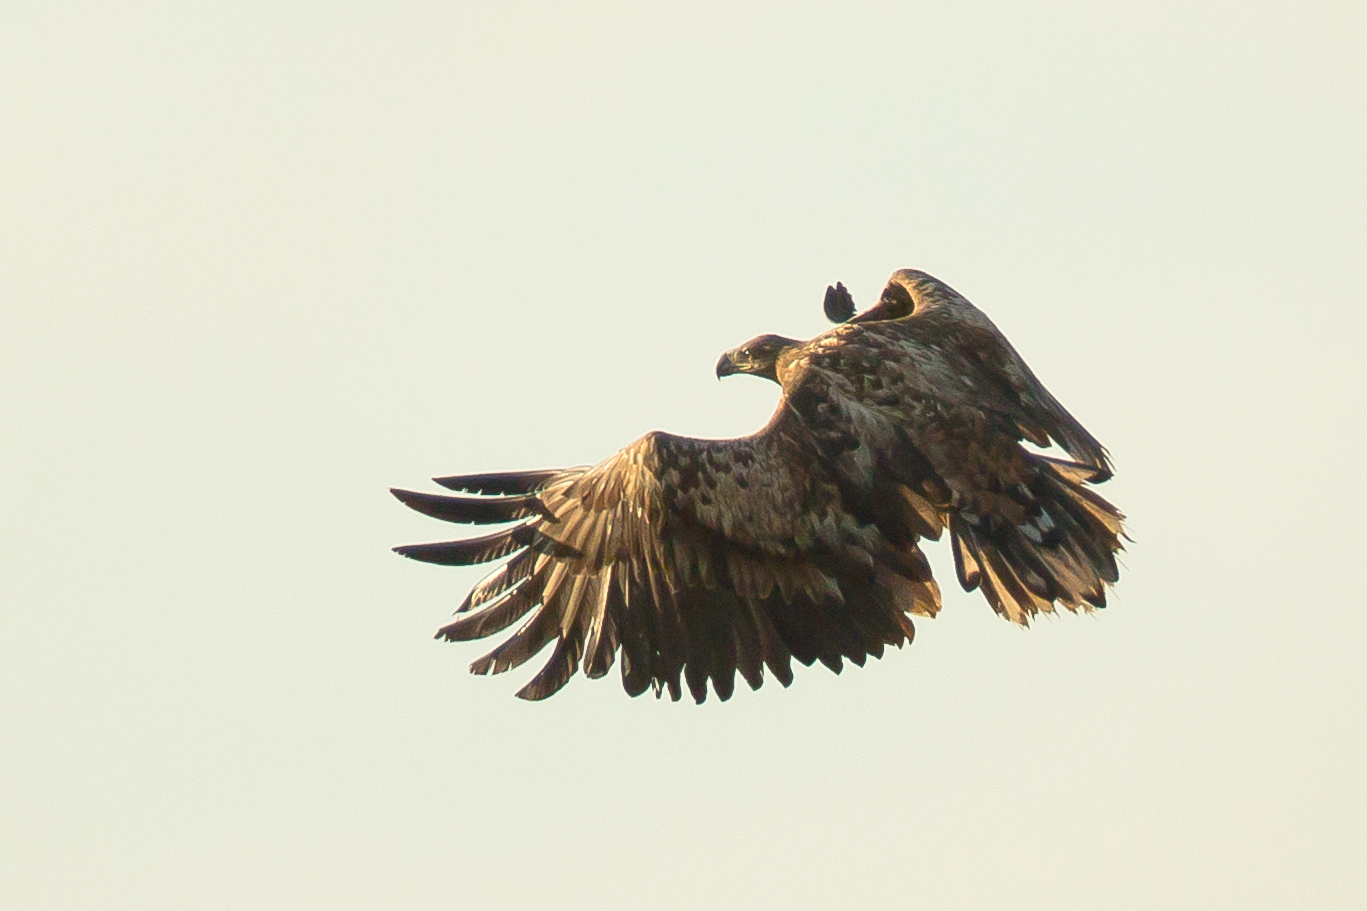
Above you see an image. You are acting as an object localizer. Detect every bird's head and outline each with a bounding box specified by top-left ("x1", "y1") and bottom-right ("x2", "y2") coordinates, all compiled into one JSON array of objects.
[{"x1": 716, "y1": 333, "x2": 800, "y2": 384}]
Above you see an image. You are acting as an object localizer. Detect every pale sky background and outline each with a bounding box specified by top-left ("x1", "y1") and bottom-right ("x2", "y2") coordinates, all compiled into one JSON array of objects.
[{"x1": 2, "y1": 2, "x2": 1365, "y2": 909}]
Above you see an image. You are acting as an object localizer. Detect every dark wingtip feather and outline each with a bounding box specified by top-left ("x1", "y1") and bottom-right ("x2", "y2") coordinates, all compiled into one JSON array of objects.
[
  {"x1": 824, "y1": 281, "x2": 857, "y2": 323},
  {"x1": 950, "y1": 519, "x2": 983, "y2": 592},
  {"x1": 433, "y1": 469, "x2": 560, "y2": 495},
  {"x1": 514, "y1": 635, "x2": 582, "y2": 700},
  {"x1": 392, "y1": 525, "x2": 530, "y2": 565},
  {"x1": 390, "y1": 487, "x2": 548, "y2": 524}
]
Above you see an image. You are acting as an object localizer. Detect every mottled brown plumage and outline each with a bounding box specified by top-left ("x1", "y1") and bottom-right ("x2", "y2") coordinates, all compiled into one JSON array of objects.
[{"x1": 393, "y1": 269, "x2": 1125, "y2": 702}]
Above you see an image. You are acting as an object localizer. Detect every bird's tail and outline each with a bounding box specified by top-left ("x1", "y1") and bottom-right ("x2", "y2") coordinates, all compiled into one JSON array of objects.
[{"x1": 949, "y1": 455, "x2": 1125, "y2": 624}]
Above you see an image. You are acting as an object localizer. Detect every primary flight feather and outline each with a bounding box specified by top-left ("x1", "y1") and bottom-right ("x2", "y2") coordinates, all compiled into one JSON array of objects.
[{"x1": 393, "y1": 269, "x2": 1124, "y2": 703}]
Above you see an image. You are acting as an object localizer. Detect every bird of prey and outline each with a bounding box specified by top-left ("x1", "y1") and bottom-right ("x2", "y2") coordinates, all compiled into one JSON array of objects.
[{"x1": 392, "y1": 269, "x2": 1124, "y2": 703}]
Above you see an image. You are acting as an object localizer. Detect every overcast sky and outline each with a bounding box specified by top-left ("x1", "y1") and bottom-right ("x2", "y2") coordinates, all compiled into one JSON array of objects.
[{"x1": 3, "y1": 2, "x2": 1365, "y2": 909}]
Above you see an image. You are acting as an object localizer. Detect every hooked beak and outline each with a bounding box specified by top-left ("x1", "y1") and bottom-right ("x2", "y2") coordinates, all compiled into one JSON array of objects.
[{"x1": 715, "y1": 349, "x2": 739, "y2": 379}]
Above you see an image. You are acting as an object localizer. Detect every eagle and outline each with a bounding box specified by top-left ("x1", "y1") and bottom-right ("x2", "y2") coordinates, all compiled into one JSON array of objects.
[{"x1": 392, "y1": 269, "x2": 1124, "y2": 703}]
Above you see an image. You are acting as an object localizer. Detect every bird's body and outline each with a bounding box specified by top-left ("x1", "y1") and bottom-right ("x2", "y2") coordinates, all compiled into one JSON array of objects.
[{"x1": 393, "y1": 269, "x2": 1124, "y2": 702}]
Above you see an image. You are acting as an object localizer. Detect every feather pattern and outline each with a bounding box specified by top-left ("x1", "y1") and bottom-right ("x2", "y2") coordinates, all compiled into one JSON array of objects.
[{"x1": 394, "y1": 268, "x2": 1124, "y2": 700}]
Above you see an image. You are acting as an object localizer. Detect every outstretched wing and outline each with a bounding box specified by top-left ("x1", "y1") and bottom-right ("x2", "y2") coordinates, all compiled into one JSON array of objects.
[{"x1": 393, "y1": 409, "x2": 939, "y2": 703}]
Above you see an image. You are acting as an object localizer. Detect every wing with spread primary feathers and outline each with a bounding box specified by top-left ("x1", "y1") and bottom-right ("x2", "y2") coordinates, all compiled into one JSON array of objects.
[{"x1": 392, "y1": 408, "x2": 939, "y2": 703}]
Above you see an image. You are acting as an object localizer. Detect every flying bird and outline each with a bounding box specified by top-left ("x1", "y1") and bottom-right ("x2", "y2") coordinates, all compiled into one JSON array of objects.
[{"x1": 392, "y1": 269, "x2": 1124, "y2": 703}]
